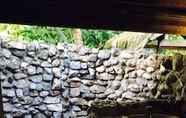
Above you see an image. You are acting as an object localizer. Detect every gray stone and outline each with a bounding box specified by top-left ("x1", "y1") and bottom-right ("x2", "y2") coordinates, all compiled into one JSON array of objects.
[
  {"x1": 20, "y1": 62, "x2": 29, "y2": 69},
  {"x1": 98, "y1": 50, "x2": 110, "y2": 60},
  {"x1": 41, "y1": 61, "x2": 53, "y2": 68},
  {"x1": 115, "y1": 89, "x2": 123, "y2": 97},
  {"x1": 8, "y1": 41, "x2": 26, "y2": 50},
  {"x1": 0, "y1": 57, "x2": 7, "y2": 69},
  {"x1": 57, "y1": 43, "x2": 65, "y2": 51},
  {"x1": 27, "y1": 51, "x2": 35, "y2": 57},
  {"x1": 95, "y1": 80, "x2": 108, "y2": 86},
  {"x1": 53, "y1": 112, "x2": 61, "y2": 118},
  {"x1": 97, "y1": 73, "x2": 115, "y2": 80},
  {"x1": 14, "y1": 73, "x2": 27, "y2": 80},
  {"x1": 70, "y1": 61, "x2": 81, "y2": 70},
  {"x1": 79, "y1": 47, "x2": 90, "y2": 55},
  {"x1": 2, "y1": 89, "x2": 15, "y2": 97},
  {"x1": 24, "y1": 115, "x2": 32, "y2": 118},
  {"x1": 147, "y1": 81, "x2": 157, "y2": 90},
  {"x1": 76, "y1": 111, "x2": 88, "y2": 116},
  {"x1": 106, "y1": 58, "x2": 119, "y2": 66},
  {"x1": 88, "y1": 68, "x2": 96, "y2": 79},
  {"x1": 2, "y1": 81, "x2": 13, "y2": 88},
  {"x1": 136, "y1": 69, "x2": 145, "y2": 77},
  {"x1": 128, "y1": 71, "x2": 137, "y2": 78},
  {"x1": 29, "y1": 75, "x2": 42, "y2": 83},
  {"x1": 47, "y1": 103, "x2": 63, "y2": 112},
  {"x1": 52, "y1": 78, "x2": 61, "y2": 90},
  {"x1": 111, "y1": 48, "x2": 120, "y2": 57},
  {"x1": 128, "y1": 83, "x2": 141, "y2": 93},
  {"x1": 20, "y1": 96, "x2": 33, "y2": 105},
  {"x1": 108, "y1": 93, "x2": 118, "y2": 99},
  {"x1": 106, "y1": 67, "x2": 115, "y2": 74},
  {"x1": 72, "y1": 106, "x2": 81, "y2": 112},
  {"x1": 80, "y1": 84, "x2": 90, "y2": 93},
  {"x1": 88, "y1": 54, "x2": 97, "y2": 62},
  {"x1": 44, "y1": 97, "x2": 61, "y2": 104},
  {"x1": 126, "y1": 59, "x2": 136, "y2": 67},
  {"x1": 38, "y1": 49, "x2": 48, "y2": 60},
  {"x1": 37, "y1": 67, "x2": 43, "y2": 74},
  {"x1": 96, "y1": 94, "x2": 107, "y2": 99},
  {"x1": 104, "y1": 88, "x2": 115, "y2": 95},
  {"x1": 23, "y1": 56, "x2": 33, "y2": 63},
  {"x1": 70, "y1": 88, "x2": 80, "y2": 97},
  {"x1": 15, "y1": 79, "x2": 29, "y2": 88},
  {"x1": 44, "y1": 67, "x2": 52, "y2": 74},
  {"x1": 30, "y1": 83, "x2": 43, "y2": 91},
  {"x1": 81, "y1": 80, "x2": 95, "y2": 86},
  {"x1": 3, "y1": 103, "x2": 13, "y2": 112},
  {"x1": 143, "y1": 72, "x2": 152, "y2": 80},
  {"x1": 81, "y1": 63, "x2": 88, "y2": 69},
  {"x1": 69, "y1": 69, "x2": 80, "y2": 77},
  {"x1": 113, "y1": 66, "x2": 124, "y2": 74},
  {"x1": 38, "y1": 104, "x2": 47, "y2": 111},
  {"x1": 120, "y1": 52, "x2": 133, "y2": 59},
  {"x1": 80, "y1": 70, "x2": 89, "y2": 75},
  {"x1": 53, "y1": 68, "x2": 61, "y2": 77},
  {"x1": 4, "y1": 114, "x2": 13, "y2": 118},
  {"x1": 40, "y1": 91, "x2": 49, "y2": 97},
  {"x1": 43, "y1": 74, "x2": 53, "y2": 81},
  {"x1": 115, "y1": 75, "x2": 123, "y2": 81},
  {"x1": 12, "y1": 50, "x2": 26, "y2": 57},
  {"x1": 121, "y1": 79, "x2": 129, "y2": 91},
  {"x1": 49, "y1": 46, "x2": 57, "y2": 56},
  {"x1": 52, "y1": 59, "x2": 61, "y2": 67},
  {"x1": 146, "y1": 67, "x2": 155, "y2": 73},
  {"x1": 111, "y1": 80, "x2": 121, "y2": 90},
  {"x1": 33, "y1": 113, "x2": 46, "y2": 118},
  {"x1": 42, "y1": 82, "x2": 51, "y2": 91},
  {"x1": 33, "y1": 97, "x2": 43, "y2": 105},
  {"x1": 69, "y1": 52, "x2": 81, "y2": 61},
  {"x1": 23, "y1": 88, "x2": 30, "y2": 96},
  {"x1": 136, "y1": 77, "x2": 147, "y2": 86},
  {"x1": 122, "y1": 91, "x2": 136, "y2": 99},
  {"x1": 2, "y1": 49, "x2": 11, "y2": 58},
  {"x1": 88, "y1": 62, "x2": 96, "y2": 68},
  {"x1": 6, "y1": 56, "x2": 20, "y2": 69},
  {"x1": 27, "y1": 65, "x2": 37, "y2": 75},
  {"x1": 90, "y1": 85, "x2": 106, "y2": 94},
  {"x1": 96, "y1": 66, "x2": 105, "y2": 73},
  {"x1": 16, "y1": 89, "x2": 23, "y2": 97}
]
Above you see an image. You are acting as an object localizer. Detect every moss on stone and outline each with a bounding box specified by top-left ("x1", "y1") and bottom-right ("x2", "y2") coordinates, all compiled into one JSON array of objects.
[
  {"x1": 166, "y1": 71, "x2": 178, "y2": 86},
  {"x1": 172, "y1": 53, "x2": 183, "y2": 71}
]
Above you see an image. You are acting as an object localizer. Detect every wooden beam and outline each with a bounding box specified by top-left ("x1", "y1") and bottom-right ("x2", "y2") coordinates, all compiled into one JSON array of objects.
[
  {"x1": 0, "y1": 81, "x2": 3, "y2": 118},
  {"x1": 146, "y1": 40, "x2": 186, "y2": 49},
  {"x1": 0, "y1": 1, "x2": 186, "y2": 34}
]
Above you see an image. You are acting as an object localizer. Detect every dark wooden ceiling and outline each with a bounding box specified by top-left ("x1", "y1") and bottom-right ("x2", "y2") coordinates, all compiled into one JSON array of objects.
[{"x1": 1, "y1": 0, "x2": 186, "y2": 34}]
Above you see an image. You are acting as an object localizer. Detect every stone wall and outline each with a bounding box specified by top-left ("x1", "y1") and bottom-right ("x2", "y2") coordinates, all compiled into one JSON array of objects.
[{"x1": 0, "y1": 39, "x2": 185, "y2": 118}]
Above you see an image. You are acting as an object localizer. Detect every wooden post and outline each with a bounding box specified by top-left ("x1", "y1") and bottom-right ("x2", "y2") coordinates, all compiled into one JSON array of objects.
[{"x1": 0, "y1": 81, "x2": 3, "y2": 118}]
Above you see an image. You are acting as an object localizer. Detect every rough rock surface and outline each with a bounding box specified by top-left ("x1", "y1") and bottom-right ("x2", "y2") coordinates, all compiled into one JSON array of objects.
[{"x1": 0, "y1": 40, "x2": 185, "y2": 118}]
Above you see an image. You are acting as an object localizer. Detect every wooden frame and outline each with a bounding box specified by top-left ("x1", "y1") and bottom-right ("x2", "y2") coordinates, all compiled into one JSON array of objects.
[
  {"x1": 1, "y1": 1, "x2": 186, "y2": 117},
  {"x1": 0, "y1": 1, "x2": 186, "y2": 34}
]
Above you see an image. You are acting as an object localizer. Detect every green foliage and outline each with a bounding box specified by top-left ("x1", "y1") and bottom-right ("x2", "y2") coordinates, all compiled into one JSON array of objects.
[
  {"x1": 81, "y1": 30, "x2": 119, "y2": 48},
  {"x1": 0, "y1": 24, "x2": 119, "y2": 47}
]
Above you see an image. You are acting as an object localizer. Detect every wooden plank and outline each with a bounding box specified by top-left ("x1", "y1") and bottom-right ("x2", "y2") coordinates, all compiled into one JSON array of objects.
[
  {"x1": 0, "y1": 1, "x2": 186, "y2": 34},
  {"x1": 0, "y1": 82, "x2": 3, "y2": 118},
  {"x1": 145, "y1": 40, "x2": 186, "y2": 49}
]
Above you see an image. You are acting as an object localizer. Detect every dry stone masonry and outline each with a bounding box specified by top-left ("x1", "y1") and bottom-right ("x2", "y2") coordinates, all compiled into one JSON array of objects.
[{"x1": 0, "y1": 39, "x2": 185, "y2": 118}]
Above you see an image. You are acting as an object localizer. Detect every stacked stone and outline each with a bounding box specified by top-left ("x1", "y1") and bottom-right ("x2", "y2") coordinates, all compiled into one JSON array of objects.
[
  {"x1": 64, "y1": 45, "x2": 98, "y2": 118},
  {"x1": 64, "y1": 47, "x2": 161, "y2": 118},
  {"x1": 0, "y1": 41, "x2": 64, "y2": 118},
  {"x1": 0, "y1": 39, "x2": 173, "y2": 118}
]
